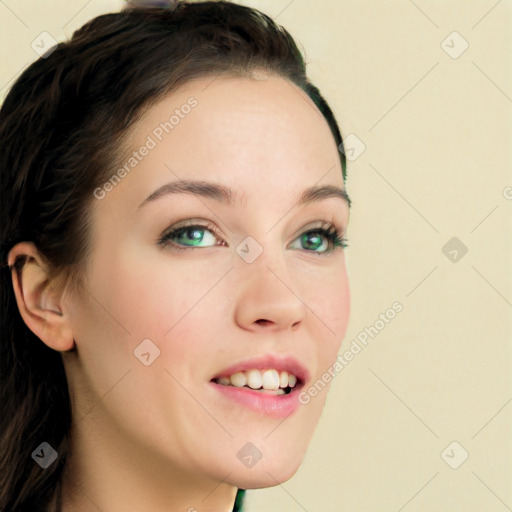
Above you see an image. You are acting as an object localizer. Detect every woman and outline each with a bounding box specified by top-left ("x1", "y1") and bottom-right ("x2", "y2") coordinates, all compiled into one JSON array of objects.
[{"x1": 0, "y1": 1, "x2": 351, "y2": 510}]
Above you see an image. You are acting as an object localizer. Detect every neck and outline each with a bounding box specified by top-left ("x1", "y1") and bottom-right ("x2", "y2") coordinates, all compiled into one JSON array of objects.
[{"x1": 60, "y1": 412, "x2": 238, "y2": 512}]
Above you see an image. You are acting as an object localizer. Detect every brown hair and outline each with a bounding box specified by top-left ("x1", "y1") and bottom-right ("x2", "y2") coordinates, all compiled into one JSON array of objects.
[{"x1": 0, "y1": 2, "x2": 347, "y2": 510}]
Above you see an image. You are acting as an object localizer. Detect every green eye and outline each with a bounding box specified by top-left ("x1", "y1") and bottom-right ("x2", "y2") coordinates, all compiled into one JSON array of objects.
[
  {"x1": 159, "y1": 222, "x2": 348, "y2": 254},
  {"x1": 288, "y1": 225, "x2": 348, "y2": 254}
]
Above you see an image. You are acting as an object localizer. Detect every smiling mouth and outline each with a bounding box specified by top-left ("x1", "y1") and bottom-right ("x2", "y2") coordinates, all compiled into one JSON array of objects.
[{"x1": 211, "y1": 368, "x2": 302, "y2": 396}]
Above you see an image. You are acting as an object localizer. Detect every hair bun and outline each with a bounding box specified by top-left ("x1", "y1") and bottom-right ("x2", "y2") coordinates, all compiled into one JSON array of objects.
[{"x1": 125, "y1": 0, "x2": 179, "y2": 9}]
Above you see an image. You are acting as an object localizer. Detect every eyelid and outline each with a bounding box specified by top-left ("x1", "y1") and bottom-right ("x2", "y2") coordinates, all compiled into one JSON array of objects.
[
  {"x1": 291, "y1": 219, "x2": 346, "y2": 239},
  {"x1": 159, "y1": 218, "x2": 345, "y2": 237},
  {"x1": 159, "y1": 218, "x2": 223, "y2": 239}
]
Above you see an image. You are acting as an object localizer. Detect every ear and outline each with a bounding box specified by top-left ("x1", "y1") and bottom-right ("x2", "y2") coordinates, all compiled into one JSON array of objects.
[{"x1": 7, "y1": 242, "x2": 75, "y2": 352}]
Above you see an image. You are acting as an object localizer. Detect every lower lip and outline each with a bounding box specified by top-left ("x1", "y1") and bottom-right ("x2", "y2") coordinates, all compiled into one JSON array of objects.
[{"x1": 210, "y1": 382, "x2": 302, "y2": 418}]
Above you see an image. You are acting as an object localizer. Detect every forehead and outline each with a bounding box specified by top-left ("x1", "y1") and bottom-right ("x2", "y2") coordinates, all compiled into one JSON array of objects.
[
  {"x1": 105, "y1": 75, "x2": 345, "y2": 211},
  {"x1": 131, "y1": 75, "x2": 338, "y2": 160}
]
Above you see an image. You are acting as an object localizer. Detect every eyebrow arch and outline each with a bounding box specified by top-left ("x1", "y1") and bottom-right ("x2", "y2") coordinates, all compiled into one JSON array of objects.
[{"x1": 138, "y1": 179, "x2": 351, "y2": 209}]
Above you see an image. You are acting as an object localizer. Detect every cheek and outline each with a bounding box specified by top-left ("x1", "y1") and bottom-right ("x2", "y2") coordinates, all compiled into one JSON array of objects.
[
  {"x1": 81, "y1": 250, "x2": 194, "y2": 340},
  {"x1": 303, "y1": 263, "x2": 350, "y2": 354},
  {"x1": 95, "y1": 252, "x2": 222, "y2": 374},
  {"x1": 122, "y1": 265, "x2": 221, "y2": 342}
]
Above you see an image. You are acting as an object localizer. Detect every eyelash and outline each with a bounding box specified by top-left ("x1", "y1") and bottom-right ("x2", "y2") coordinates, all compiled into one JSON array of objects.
[{"x1": 158, "y1": 220, "x2": 348, "y2": 255}]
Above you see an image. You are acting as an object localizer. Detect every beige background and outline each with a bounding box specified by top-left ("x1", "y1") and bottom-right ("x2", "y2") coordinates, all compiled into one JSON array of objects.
[{"x1": 1, "y1": 1, "x2": 511, "y2": 510}]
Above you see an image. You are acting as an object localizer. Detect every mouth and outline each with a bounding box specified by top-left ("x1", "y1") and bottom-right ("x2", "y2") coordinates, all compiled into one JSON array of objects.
[
  {"x1": 209, "y1": 354, "x2": 309, "y2": 418},
  {"x1": 211, "y1": 369, "x2": 302, "y2": 396}
]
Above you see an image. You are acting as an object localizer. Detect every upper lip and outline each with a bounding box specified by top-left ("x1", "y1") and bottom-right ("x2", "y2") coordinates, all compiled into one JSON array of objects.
[{"x1": 211, "y1": 353, "x2": 310, "y2": 385}]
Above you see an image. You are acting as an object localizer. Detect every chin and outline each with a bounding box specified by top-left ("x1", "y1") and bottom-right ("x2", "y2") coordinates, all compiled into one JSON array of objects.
[{"x1": 228, "y1": 451, "x2": 305, "y2": 490}]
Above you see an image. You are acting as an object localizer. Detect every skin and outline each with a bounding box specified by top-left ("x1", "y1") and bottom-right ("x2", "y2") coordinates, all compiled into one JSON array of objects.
[{"x1": 9, "y1": 74, "x2": 350, "y2": 511}]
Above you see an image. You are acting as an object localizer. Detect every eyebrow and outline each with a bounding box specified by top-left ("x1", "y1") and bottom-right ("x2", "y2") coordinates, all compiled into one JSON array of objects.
[{"x1": 138, "y1": 179, "x2": 351, "y2": 209}]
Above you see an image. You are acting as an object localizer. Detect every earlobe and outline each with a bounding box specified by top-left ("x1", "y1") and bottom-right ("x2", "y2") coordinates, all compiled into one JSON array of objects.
[{"x1": 7, "y1": 242, "x2": 75, "y2": 352}]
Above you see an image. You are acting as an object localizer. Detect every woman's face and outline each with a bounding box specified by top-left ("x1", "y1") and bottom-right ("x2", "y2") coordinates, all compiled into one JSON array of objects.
[{"x1": 63, "y1": 74, "x2": 350, "y2": 491}]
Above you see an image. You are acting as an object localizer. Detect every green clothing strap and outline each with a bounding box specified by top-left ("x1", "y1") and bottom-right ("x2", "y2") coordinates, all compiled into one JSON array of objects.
[{"x1": 232, "y1": 488, "x2": 246, "y2": 511}]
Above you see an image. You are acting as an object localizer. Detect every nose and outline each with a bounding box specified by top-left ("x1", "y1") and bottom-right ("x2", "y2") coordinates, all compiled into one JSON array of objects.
[{"x1": 233, "y1": 251, "x2": 306, "y2": 333}]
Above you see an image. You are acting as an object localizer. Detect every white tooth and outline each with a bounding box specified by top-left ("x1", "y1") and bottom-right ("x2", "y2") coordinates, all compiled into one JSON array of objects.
[
  {"x1": 288, "y1": 374, "x2": 297, "y2": 388},
  {"x1": 256, "y1": 388, "x2": 285, "y2": 395},
  {"x1": 230, "y1": 372, "x2": 247, "y2": 387},
  {"x1": 279, "y1": 371, "x2": 289, "y2": 388},
  {"x1": 262, "y1": 369, "x2": 280, "y2": 390},
  {"x1": 247, "y1": 369, "x2": 262, "y2": 389},
  {"x1": 218, "y1": 376, "x2": 230, "y2": 386}
]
